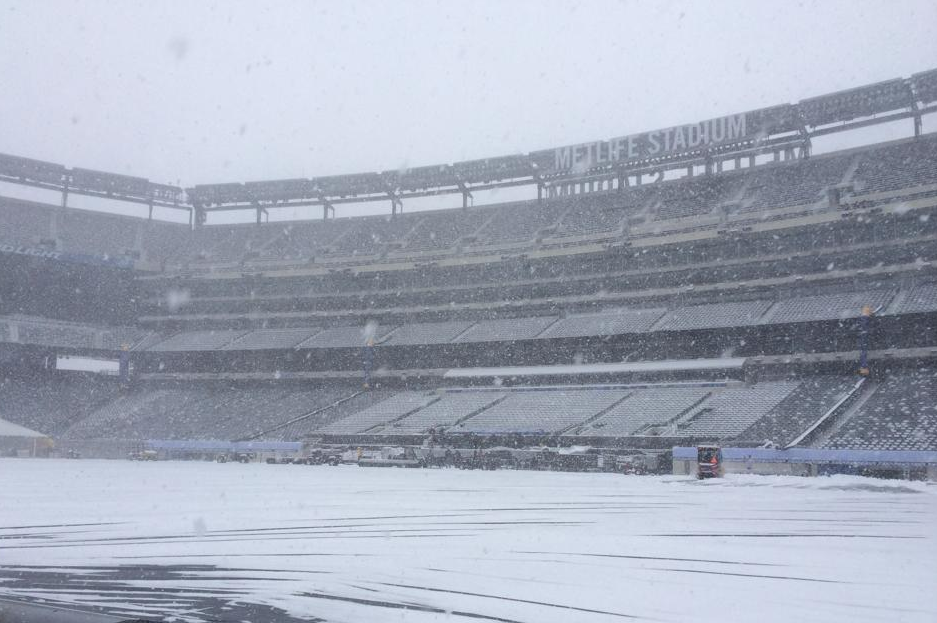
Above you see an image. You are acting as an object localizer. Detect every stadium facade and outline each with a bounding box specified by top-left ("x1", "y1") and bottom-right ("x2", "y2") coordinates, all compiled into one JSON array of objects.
[{"x1": 0, "y1": 70, "x2": 936, "y2": 463}]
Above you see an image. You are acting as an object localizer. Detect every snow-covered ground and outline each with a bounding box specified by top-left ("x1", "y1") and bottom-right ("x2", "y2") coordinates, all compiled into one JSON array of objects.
[{"x1": 1, "y1": 459, "x2": 935, "y2": 623}]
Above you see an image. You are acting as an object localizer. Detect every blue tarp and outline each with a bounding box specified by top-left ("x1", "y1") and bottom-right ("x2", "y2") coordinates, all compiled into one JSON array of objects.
[{"x1": 672, "y1": 446, "x2": 937, "y2": 464}]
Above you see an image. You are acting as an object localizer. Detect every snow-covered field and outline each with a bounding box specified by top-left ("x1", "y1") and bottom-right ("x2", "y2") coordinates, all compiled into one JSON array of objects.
[{"x1": 1, "y1": 460, "x2": 935, "y2": 623}]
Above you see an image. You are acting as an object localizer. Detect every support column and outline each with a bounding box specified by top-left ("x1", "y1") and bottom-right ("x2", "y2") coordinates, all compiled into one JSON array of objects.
[
  {"x1": 119, "y1": 346, "x2": 131, "y2": 382},
  {"x1": 458, "y1": 182, "x2": 473, "y2": 209},
  {"x1": 362, "y1": 339, "x2": 375, "y2": 389},
  {"x1": 858, "y1": 305, "x2": 872, "y2": 376}
]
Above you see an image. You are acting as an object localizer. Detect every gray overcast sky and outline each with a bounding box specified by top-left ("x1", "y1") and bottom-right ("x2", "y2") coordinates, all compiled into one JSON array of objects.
[{"x1": 1, "y1": 0, "x2": 935, "y2": 191}]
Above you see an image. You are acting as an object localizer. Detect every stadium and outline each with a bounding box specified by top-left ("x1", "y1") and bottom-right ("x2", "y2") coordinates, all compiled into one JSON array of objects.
[
  {"x1": 0, "y1": 68, "x2": 935, "y2": 479},
  {"x1": 2, "y1": 36, "x2": 937, "y2": 620}
]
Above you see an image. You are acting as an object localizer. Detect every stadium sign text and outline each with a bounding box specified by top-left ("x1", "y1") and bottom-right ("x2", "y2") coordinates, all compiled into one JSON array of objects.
[
  {"x1": 554, "y1": 113, "x2": 748, "y2": 172},
  {"x1": 0, "y1": 243, "x2": 62, "y2": 260}
]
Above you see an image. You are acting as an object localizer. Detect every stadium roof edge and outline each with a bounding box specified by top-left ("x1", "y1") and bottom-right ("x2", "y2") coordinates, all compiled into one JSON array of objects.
[
  {"x1": 181, "y1": 68, "x2": 937, "y2": 208},
  {"x1": 1, "y1": 69, "x2": 935, "y2": 215}
]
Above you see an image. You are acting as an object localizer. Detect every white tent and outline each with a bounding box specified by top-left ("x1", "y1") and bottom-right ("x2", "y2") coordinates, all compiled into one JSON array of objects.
[{"x1": 0, "y1": 418, "x2": 51, "y2": 457}]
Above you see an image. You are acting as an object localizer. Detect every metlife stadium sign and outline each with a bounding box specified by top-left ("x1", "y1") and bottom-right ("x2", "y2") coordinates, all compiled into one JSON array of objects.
[{"x1": 552, "y1": 113, "x2": 751, "y2": 173}]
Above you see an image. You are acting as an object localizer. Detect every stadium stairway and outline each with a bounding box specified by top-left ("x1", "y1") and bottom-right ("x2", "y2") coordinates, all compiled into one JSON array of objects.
[
  {"x1": 237, "y1": 389, "x2": 367, "y2": 441},
  {"x1": 557, "y1": 390, "x2": 636, "y2": 435},
  {"x1": 803, "y1": 378, "x2": 880, "y2": 448},
  {"x1": 450, "y1": 392, "x2": 511, "y2": 429},
  {"x1": 630, "y1": 391, "x2": 713, "y2": 437},
  {"x1": 781, "y1": 378, "x2": 866, "y2": 448},
  {"x1": 882, "y1": 289, "x2": 910, "y2": 315}
]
